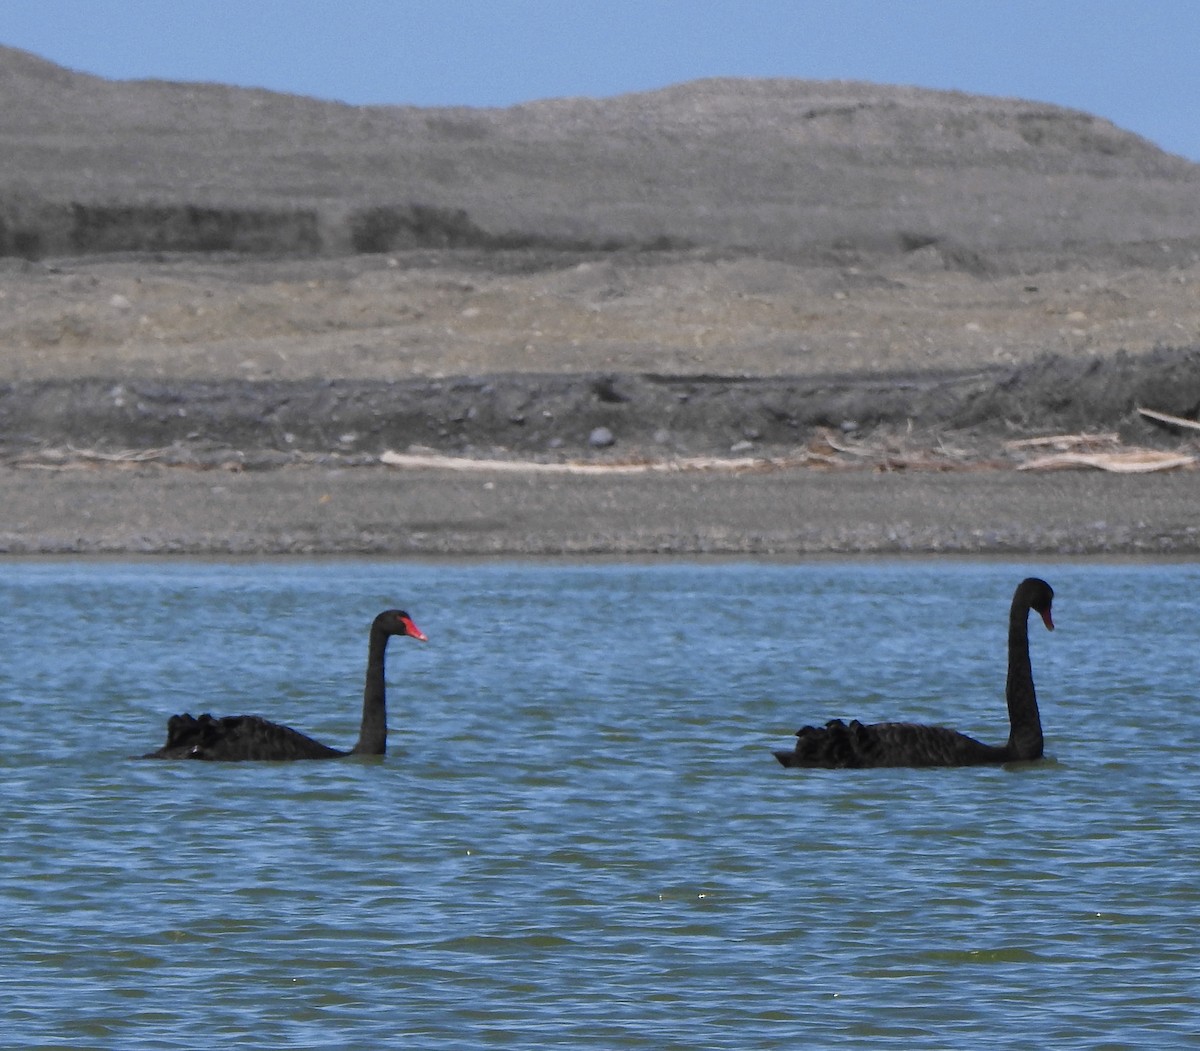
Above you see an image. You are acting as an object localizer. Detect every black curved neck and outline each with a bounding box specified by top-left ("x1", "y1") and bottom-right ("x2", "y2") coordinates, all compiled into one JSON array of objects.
[
  {"x1": 351, "y1": 623, "x2": 391, "y2": 755},
  {"x1": 1004, "y1": 595, "x2": 1043, "y2": 760}
]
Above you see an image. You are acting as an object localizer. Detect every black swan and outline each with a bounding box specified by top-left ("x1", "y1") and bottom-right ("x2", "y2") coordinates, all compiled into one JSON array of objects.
[
  {"x1": 773, "y1": 577, "x2": 1054, "y2": 769},
  {"x1": 141, "y1": 609, "x2": 427, "y2": 761}
]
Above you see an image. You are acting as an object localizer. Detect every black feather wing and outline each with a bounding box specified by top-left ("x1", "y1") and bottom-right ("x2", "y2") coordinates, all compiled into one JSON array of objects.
[
  {"x1": 142, "y1": 712, "x2": 345, "y2": 761},
  {"x1": 775, "y1": 718, "x2": 1005, "y2": 769}
]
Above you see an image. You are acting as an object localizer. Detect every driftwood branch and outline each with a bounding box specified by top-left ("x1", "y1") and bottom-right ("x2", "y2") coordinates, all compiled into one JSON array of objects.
[
  {"x1": 1137, "y1": 406, "x2": 1200, "y2": 433},
  {"x1": 1003, "y1": 432, "x2": 1119, "y2": 450},
  {"x1": 379, "y1": 451, "x2": 780, "y2": 474},
  {"x1": 1018, "y1": 449, "x2": 1196, "y2": 473}
]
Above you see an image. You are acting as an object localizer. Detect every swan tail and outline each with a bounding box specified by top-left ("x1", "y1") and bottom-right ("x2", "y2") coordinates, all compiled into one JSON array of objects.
[
  {"x1": 774, "y1": 718, "x2": 1000, "y2": 769},
  {"x1": 774, "y1": 718, "x2": 868, "y2": 769}
]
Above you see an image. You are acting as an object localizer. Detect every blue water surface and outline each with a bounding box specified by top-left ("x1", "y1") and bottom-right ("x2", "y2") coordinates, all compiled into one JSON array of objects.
[{"x1": 0, "y1": 559, "x2": 1197, "y2": 1048}]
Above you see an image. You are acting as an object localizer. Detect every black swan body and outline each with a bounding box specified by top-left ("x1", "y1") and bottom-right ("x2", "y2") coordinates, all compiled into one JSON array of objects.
[
  {"x1": 774, "y1": 578, "x2": 1054, "y2": 769},
  {"x1": 142, "y1": 609, "x2": 427, "y2": 761}
]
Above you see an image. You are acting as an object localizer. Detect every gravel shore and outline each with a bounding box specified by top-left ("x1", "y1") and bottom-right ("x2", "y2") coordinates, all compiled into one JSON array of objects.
[{"x1": 4, "y1": 462, "x2": 1197, "y2": 557}]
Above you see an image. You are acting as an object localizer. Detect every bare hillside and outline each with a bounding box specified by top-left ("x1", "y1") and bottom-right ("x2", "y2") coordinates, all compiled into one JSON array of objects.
[{"x1": 3, "y1": 45, "x2": 1200, "y2": 260}]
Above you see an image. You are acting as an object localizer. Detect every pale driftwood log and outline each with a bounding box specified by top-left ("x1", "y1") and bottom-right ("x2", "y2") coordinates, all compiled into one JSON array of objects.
[
  {"x1": 64, "y1": 445, "x2": 169, "y2": 463},
  {"x1": 378, "y1": 446, "x2": 979, "y2": 474},
  {"x1": 1137, "y1": 406, "x2": 1200, "y2": 432},
  {"x1": 379, "y1": 451, "x2": 786, "y2": 474},
  {"x1": 1004, "y1": 432, "x2": 1120, "y2": 450},
  {"x1": 816, "y1": 430, "x2": 876, "y2": 457},
  {"x1": 7, "y1": 445, "x2": 170, "y2": 468},
  {"x1": 1017, "y1": 449, "x2": 1196, "y2": 473}
]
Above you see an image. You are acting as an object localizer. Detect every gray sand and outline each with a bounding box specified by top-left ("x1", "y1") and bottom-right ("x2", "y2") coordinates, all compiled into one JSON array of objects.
[{"x1": 3, "y1": 463, "x2": 1196, "y2": 557}]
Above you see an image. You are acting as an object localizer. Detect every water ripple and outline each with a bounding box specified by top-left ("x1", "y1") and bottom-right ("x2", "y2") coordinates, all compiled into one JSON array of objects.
[{"x1": 2, "y1": 559, "x2": 1198, "y2": 1048}]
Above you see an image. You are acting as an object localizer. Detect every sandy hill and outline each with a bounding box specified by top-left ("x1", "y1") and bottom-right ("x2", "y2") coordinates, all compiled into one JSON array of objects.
[{"x1": 2, "y1": 44, "x2": 1200, "y2": 262}]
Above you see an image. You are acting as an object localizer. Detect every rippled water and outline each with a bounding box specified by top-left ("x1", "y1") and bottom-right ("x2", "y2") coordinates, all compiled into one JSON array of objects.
[{"x1": 2, "y1": 559, "x2": 1198, "y2": 1048}]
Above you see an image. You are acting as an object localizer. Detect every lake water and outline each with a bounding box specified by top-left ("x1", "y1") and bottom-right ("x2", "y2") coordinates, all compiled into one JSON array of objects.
[{"x1": 1, "y1": 558, "x2": 1197, "y2": 1048}]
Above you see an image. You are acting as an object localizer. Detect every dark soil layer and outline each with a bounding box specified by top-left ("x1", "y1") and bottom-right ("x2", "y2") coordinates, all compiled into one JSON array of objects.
[{"x1": 5, "y1": 347, "x2": 1200, "y2": 462}]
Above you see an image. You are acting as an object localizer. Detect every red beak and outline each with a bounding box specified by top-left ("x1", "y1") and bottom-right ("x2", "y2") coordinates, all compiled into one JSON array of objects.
[
  {"x1": 402, "y1": 615, "x2": 428, "y2": 642},
  {"x1": 1039, "y1": 608, "x2": 1054, "y2": 631}
]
